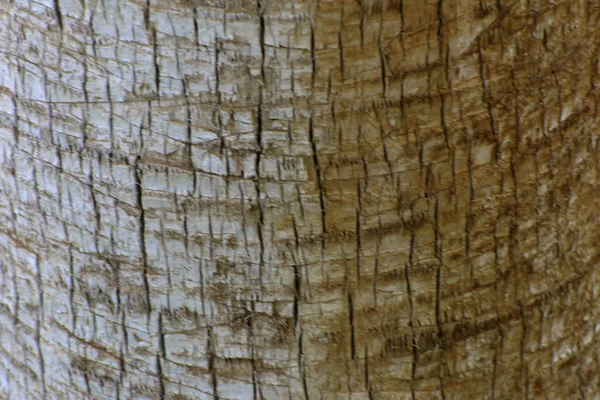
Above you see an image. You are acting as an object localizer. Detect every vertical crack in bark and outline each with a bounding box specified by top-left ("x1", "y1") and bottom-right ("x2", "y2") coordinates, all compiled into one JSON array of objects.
[
  {"x1": 434, "y1": 198, "x2": 446, "y2": 399},
  {"x1": 8, "y1": 250, "x2": 18, "y2": 329},
  {"x1": 373, "y1": 215, "x2": 382, "y2": 307},
  {"x1": 406, "y1": 221, "x2": 417, "y2": 400},
  {"x1": 364, "y1": 346, "x2": 374, "y2": 400},
  {"x1": 399, "y1": 0, "x2": 405, "y2": 55},
  {"x1": 89, "y1": 8, "x2": 97, "y2": 58},
  {"x1": 436, "y1": 0, "x2": 445, "y2": 68},
  {"x1": 34, "y1": 255, "x2": 47, "y2": 399},
  {"x1": 308, "y1": 117, "x2": 327, "y2": 248},
  {"x1": 298, "y1": 328, "x2": 310, "y2": 400},
  {"x1": 66, "y1": 252, "x2": 74, "y2": 388},
  {"x1": 192, "y1": 6, "x2": 200, "y2": 50},
  {"x1": 10, "y1": 93, "x2": 20, "y2": 248},
  {"x1": 240, "y1": 188, "x2": 251, "y2": 257},
  {"x1": 510, "y1": 67, "x2": 521, "y2": 152},
  {"x1": 466, "y1": 126, "x2": 474, "y2": 280},
  {"x1": 198, "y1": 259, "x2": 206, "y2": 317},
  {"x1": 159, "y1": 219, "x2": 172, "y2": 311},
  {"x1": 331, "y1": 100, "x2": 337, "y2": 146},
  {"x1": 168, "y1": 10, "x2": 192, "y2": 191},
  {"x1": 437, "y1": 0, "x2": 450, "y2": 149},
  {"x1": 53, "y1": 0, "x2": 63, "y2": 32},
  {"x1": 379, "y1": 32, "x2": 387, "y2": 97},
  {"x1": 292, "y1": 217, "x2": 302, "y2": 332},
  {"x1": 83, "y1": 347, "x2": 91, "y2": 395},
  {"x1": 246, "y1": 298, "x2": 261, "y2": 400},
  {"x1": 144, "y1": 0, "x2": 151, "y2": 31},
  {"x1": 425, "y1": 21, "x2": 433, "y2": 97},
  {"x1": 338, "y1": 1, "x2": 346, "y2": 82},
  {"x1": 590, "y1": 53, "x2": 599, "y2": 94},
  {"x1": 338, "y1": 31, "x2": 345, "y2": 81},
  {"x1": 348, "y1": 292, "x2": 356, "y2": 360},
  {"x1": 439, "y1": 91, "x2": 449, "y2": 149},
  {"x1": 293, "y1": 261, "x2": 301, "y2": 331},
  {"x1": 359, "y1": 121, "x2": 368, "y2": 189},
  {"x1": 207, "y1": 326, "x2": 219, "y2": 400},
  {"x1": 66, "y1": 251, "x2": 76, "y2": 392},
  {"x1": 327, "y1": 71, "x2": 333, "y2": 103},
  {"x1": 68, "y1": 248, "x2": 77, "y2": 331},
  {"x1": 155, "y1": 353, "x2": 165, "y2": 399},
  {"x1": 356, "y1": 194, "x2": 362, "y2": 280},
  {"x1": 214, "y1": 39, "x2": 225, "y2": 154},
  {"x1": 134, "y1": 161, "x2": 151, "y2": 320},
  {"x1": 106, "y1": 76, "x2": 115, "y2": 156},
  {"x1": 117, "y1": 336, "x2": 126, "y2": 399},
  {"x1": 509, "y1": 140, "x2": 520, "y2": 283},
  {"x1": 255, "y1": 0, "x2": 266, "y2": 284},
  {"x1": 207, "y1": 209, "x2": 215, "y2": 266},
  {"x1": 109, "y1": 257, "x2": 127, "y2": 397},
  {"x1": 295, "y1": 184, "x2": 306, "y2": 221},
  {"x1": 180, "y1": 50, "x2": 196, "y2": 191},
  {"x1": 45, "y1": 72, "x2": 54, "y2": 145},
  {"x1": 65, "y1": 251, "x2": 76, "y2": 397},
  {"x1": 291, "y1": 213, "x2": 313, "y2": 400},
  {"x1": 157, "y1": 311, "x2": 166, "y2": 399},
  {"x1": 88, "y1": 172, "x2": 100, "y2": 253},
  {"x1": 152, "y1": 28, "x2": 160, "y2": 99},
  {"x1": 415, "y1": 123, "x2": 424, "y2": 184},
  {"x1": 182, "y1": 203, "x2": 190, "y2": 257},
  {"x1": 477, "y1": 37, "x2": 499, "y2": 160}
]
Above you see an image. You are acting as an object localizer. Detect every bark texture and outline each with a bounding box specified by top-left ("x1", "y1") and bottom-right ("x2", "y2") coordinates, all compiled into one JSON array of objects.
[{"x1": 1, "y1": 0, "x2": 600, "y2": 399}]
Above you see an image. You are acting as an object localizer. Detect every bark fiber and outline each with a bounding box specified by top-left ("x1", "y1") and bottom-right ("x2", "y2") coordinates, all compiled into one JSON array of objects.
[{"x1": 1, "y1": 0, "x2": 600, "y2": 399}]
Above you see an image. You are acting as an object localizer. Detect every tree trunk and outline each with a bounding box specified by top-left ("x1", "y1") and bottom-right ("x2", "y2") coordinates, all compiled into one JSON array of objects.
[{"x1": 1, "y1": 0, "x2": 599, "y2": 398}]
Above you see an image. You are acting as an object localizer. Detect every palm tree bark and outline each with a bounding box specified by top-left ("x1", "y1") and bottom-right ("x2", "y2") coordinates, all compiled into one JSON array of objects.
[{"x1": 1, "y1": 0, "x2": 599, "y2": 398}]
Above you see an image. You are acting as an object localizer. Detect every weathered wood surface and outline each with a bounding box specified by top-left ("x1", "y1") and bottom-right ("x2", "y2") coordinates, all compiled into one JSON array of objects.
[{"x1": 1, "y1": 0, "x2": 600, "y2": 398}]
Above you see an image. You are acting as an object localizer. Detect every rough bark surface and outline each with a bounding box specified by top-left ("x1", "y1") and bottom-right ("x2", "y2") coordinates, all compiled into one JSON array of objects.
[{"x1": 1, "y1": 0, "x2": 600, "y2": 399}]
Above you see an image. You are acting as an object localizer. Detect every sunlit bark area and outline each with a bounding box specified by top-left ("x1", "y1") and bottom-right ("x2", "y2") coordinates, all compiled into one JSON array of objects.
[{"x1": 1, "y1": 0, "x2": 600, "y2": 398}]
